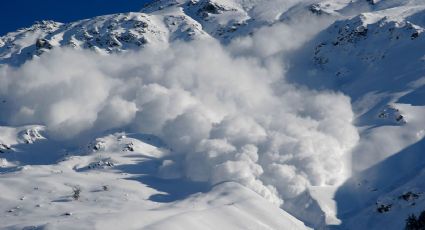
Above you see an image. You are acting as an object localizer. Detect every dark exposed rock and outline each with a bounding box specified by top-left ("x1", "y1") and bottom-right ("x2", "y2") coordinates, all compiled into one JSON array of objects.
[
  {"x1": 35, "y1": 38, "x2": 53, "y2": 50},
  {"x1": 87, "y1": 161, "x2": 114, "y2": 169},
  {"x1": 366, "y1": 0, "x2": 379, "y2": 5},
  {"x1": 399, "y1": 191, "x2": 420, "y2": 201},
  {"x1": 123, "y1": 142, "x2": 135, "y2": 152},
  {"x1": 411, "y1": 31, "x2": 420, "y2": 40},
  {"x1": 376, "y1": 203, "x2": 392, "y2": 213},
  {"x1": 0, "y1": 143, "x2": 12, "y2": 153},
  {"x1": 309, "y1": 4, "x2": 323, "y2": 15},
  {"x1": 134, "y1": 21, "x2": 149, "y2": 28},
  {"x1": 202, "y1": 2, "x2": 223, "y2": 14}
]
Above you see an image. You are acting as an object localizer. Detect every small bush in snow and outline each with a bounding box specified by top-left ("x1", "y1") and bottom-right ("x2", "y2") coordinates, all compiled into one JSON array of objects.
[
  {"x1": 405, "y1": 210, "x2": 425, "y2": 230},
  {"x1": 72, "y1": 186, "x2": 81, "y2": 200}
]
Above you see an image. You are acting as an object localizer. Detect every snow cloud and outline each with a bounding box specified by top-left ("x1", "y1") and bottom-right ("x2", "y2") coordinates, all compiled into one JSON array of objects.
[{"x1": 0, "y1": 19, "x2": 359, "y2": 205}]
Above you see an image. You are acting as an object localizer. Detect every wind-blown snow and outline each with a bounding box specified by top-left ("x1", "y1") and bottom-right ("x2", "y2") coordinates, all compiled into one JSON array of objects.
[
  {"x1": 0, "y1": 34, "x2": 359, "y2": 205},
  {"x1": 2, "y1": 0, "x2": 425, "y2": 229}
]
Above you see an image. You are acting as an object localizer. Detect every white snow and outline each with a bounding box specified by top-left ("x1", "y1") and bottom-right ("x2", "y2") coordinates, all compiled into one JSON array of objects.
[
  {"x1": 0, "y1": 0, "x2": 425, "y2": 229},
  {"x1": 0, "y1": 132, "x2": 309, "y2": 230}
]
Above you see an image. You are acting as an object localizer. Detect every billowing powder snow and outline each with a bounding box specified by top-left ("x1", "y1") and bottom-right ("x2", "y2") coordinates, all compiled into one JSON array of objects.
[{"x1": 0, "y1": 19, "x2": 359, "y2": 205}]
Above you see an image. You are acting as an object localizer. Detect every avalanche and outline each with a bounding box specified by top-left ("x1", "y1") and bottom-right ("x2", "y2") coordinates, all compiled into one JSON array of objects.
[{"x1": 0, "y1": 0, "x2": 425, "y2": 229}]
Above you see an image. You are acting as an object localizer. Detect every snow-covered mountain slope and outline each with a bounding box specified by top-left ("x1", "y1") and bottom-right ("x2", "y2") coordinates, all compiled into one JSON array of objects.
[
  {"x1": 297, "y1": 3, "x2": 425, "y2": 169},
  {"x1": 285, "y1": 1, "x2": 425, "y2": 229},
  {"x1": 1, "y1": 0, "x2": 425, "y2": 229},
  {"x1": 0, "y1": 131, "x2": 309, "y2": 230},
  {"x1": 0, "y1": 11, "x2": 207, "y2": 66},
  {"x1": 0, "y1": 0, "x2": 349, "y2": 65}
]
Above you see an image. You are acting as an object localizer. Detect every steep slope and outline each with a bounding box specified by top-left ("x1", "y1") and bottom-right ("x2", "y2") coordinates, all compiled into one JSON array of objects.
[
  {"x1": 286, "y1": 2, "x2": 425, "y2": 229},
  {"x1": 311, "y1": 5, "x2": 425, "y2": 169},
  {"x1": 1, "y1": 0, "x2": 425, "y2": 229},
  {"x1": 0, "y1": 11, "x2": 207, "y2": 66}
]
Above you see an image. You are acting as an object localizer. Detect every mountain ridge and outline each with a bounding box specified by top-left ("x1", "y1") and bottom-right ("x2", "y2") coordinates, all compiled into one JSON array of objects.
[{"x1": 0, "y1": 0, "x2": 425, "y2": 229}]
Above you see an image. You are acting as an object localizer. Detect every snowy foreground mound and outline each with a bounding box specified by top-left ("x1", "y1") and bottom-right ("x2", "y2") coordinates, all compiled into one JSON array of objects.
[
  {"x1": 1, "y1": 0, "x2": 425, "y2": 229},
  {"x1": 0, "y1": 131, "x2": 307, "y2": 229}
]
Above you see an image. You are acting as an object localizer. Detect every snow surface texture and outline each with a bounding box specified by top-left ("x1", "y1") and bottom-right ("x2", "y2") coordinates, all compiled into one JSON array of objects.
[{"x1": 0, "y1": 0, "x2": 424, "y2": 229}]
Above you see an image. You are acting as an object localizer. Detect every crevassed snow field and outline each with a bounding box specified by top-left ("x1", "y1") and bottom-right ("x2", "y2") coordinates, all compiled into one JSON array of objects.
[{"x1": 0, "y1": 0, "x2": 425, "y2": 229}]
